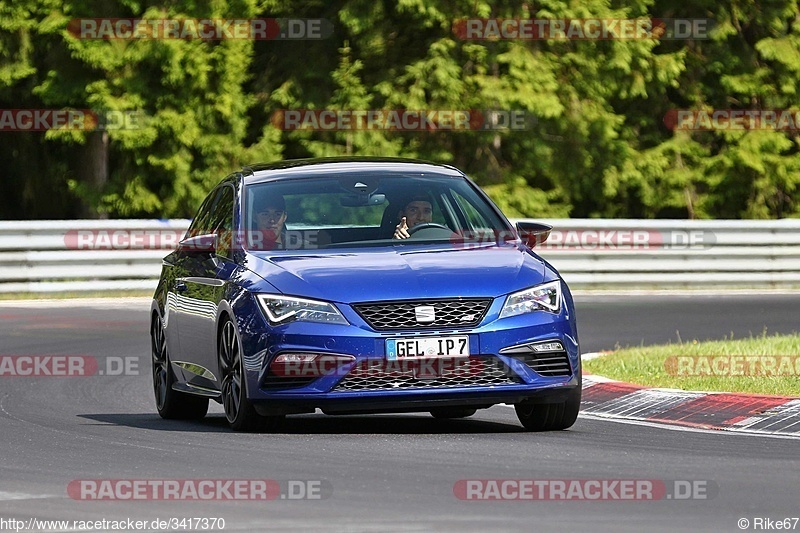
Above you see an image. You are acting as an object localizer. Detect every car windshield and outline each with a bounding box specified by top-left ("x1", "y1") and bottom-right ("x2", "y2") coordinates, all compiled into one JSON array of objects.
[{"x1": 243, "y1": 173, "x2": 512, "y2": 251}]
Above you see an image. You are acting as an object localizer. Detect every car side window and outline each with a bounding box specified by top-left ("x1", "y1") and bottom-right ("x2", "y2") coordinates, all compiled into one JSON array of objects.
[
  {"x1": 210, "y1": 186, "x2": 235, "y2": 258},
  {"x1": 452, "y1": 191, "x2": 491, "y2": 230},
  {"x1": 186, "y1": 189, "x2": 222, "y2": 238}
]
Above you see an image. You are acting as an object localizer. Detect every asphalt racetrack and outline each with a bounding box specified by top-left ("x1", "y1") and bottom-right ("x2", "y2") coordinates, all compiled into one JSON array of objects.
[{"x1": 0, "y1": 294, "x2": 798, "y2": 532}]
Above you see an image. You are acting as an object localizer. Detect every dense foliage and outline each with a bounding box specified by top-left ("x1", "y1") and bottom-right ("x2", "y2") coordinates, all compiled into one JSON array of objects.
[{"x1": 1, "y1": 0, "x2": 798, "y2": 219}]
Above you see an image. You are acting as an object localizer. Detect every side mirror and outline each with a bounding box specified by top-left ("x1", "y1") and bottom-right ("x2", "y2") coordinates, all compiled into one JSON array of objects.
[
  {"x1": 177, "y1": 233, "x2": 218, "y2": 254},
  {"x1": 516, "y1": 222, "x2": 552, "y2": 248}
]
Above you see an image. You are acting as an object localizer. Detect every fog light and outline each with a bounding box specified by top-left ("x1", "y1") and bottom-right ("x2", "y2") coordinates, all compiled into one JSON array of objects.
[
  {"x1": 269, "y1": 353, "x2": 355, "y2": 377},
  {"x1": 531, "y1": 341, "x2": 564, "y2": 353},
  {"x1": 274, "y1": 353, "x2": 317, "y2": 363}
]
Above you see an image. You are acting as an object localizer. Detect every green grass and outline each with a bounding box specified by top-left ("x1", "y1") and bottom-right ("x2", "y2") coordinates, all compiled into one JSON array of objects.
[{"x1": 584, "y1": 333, "x2": 800, "y2": 397}]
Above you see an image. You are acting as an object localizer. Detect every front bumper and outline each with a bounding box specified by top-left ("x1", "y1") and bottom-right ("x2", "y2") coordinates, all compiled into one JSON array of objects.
[
  {"x1": 253, "y1": 378, "x2": 581, "y2": 416},
  {"x1": 236, "y1": 291, "x2": 581, "y2": 411}
]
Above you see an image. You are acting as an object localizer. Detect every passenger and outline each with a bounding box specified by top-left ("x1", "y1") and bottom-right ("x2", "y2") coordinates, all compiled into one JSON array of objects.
[{"x1": 255, "y1": 195, "x2": 287, "y2": 249}]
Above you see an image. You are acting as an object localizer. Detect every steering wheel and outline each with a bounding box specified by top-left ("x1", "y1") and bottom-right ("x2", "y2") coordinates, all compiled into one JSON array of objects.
[{"x1": 407, "y1": 222, "x2": 451, "y2": 235}]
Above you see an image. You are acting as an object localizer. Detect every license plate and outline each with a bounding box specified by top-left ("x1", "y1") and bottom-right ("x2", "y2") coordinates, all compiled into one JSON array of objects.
[{"x1": 385, "y1": 336, "x2": 470, "y2": 360}]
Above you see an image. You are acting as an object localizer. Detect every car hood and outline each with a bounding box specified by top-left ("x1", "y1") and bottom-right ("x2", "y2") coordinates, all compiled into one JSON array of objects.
[{"x1": 245, "y1": 244, "x2": 548, "y2": 303}]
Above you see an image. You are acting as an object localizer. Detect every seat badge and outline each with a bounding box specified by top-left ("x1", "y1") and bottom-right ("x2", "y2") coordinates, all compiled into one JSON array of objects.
[{"x1": 414, "y1": 305, "x2": 436, "y2": 324}]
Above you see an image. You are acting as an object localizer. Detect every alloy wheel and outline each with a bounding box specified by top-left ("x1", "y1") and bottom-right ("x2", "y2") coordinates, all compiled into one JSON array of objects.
[
  {"x1": 219, "y1": 320, "x2": 242, "y2": 424},
  {"x1": 151, "y1": 316, "x2": 169, "y2": 411}
]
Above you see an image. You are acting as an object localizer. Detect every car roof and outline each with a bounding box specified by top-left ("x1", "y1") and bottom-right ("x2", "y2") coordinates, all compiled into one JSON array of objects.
[{"x1": 241, "y1": 157, "x2": 465, "y2": 184}]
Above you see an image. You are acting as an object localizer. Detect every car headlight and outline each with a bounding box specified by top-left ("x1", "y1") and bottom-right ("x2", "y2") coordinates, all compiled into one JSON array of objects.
[
  {"x1": 499, "y1": 280, "x2": 562, "y2": 318},
  {"x1": 256, "y1": 294, "x2": 348, "y2": 326}
]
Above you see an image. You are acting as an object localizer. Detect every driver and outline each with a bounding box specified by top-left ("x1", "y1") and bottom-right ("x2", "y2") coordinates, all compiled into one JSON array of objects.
[{"x1": 393, "y1": 195, "x2": 433, "y2": 239}]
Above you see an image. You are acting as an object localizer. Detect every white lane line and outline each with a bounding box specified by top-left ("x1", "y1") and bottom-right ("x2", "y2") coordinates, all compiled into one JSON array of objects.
[
  {"x1": 573, "y1": 289, "x2": 800, "y2": 297},
  {"x1": 583, "y1": 374, "x2": 618, "y2": 384},
  {"x1": 0, "y1": 297, "x2": 152, "y2": 309},
  {"x1": 0, "y1": 394, "x2": 173, "y2": 453},
  {"x1": 581, "y1": 352, "x2": 608, "y2": 361},
  {"x1": 0, "y1": 491, "x2": 57, "y2": 500}
]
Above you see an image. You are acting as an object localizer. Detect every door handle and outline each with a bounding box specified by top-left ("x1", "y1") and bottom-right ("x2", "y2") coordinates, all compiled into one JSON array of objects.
[{"x1": 174, "y1": 280, "x2": 187, "y2": 292}]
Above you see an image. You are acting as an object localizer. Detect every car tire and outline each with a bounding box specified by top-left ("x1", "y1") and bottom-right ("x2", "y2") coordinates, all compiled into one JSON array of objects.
[
  {"x1": 514, "y1": 387, "x2": 581, "y2": 431},
  {"x1": 429, "y1": 407, "x2": 477, "y2": 419},
  {"x1": 218, "y1": 317, "x2": 284, "y2": 432},
  {"x1": 151, "y1": 315, "x2": 209, "y2": 420}
]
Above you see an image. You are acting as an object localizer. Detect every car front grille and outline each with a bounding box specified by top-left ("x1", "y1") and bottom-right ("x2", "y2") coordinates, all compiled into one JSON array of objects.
[
  {"x1": 334, "y1": 357, "x2": 522, "y2": 392},
  {"x1": 352, "y1": 298, "x2": 492, "y2": 331}
]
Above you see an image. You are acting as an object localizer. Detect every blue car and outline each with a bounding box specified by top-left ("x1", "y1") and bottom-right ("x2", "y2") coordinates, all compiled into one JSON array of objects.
[{"x1": 150, "y1": 157, "x2": 581, "y2": 432}]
